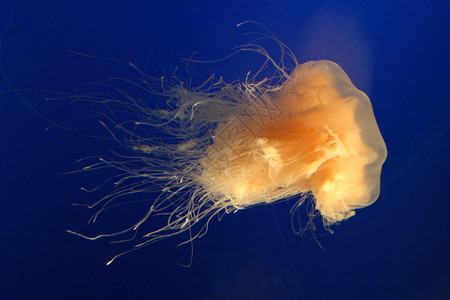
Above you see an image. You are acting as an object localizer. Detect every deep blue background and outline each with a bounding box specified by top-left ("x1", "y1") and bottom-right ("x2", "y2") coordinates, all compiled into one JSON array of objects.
[{"x1": 0, "y1": 1, "x2": 448, "y2": 299}]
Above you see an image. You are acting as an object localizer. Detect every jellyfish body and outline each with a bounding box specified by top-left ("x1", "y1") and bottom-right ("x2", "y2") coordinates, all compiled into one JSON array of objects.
[
  {"x1": 200, "y1": 60, "x2": 387, "y2": 222},
  {"x1": 70, "y1": 44, "x2": 387, "y2": 263}
]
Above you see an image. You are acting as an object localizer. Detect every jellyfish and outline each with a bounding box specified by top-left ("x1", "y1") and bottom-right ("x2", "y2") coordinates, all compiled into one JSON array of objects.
[{"x1": 67, "y1": 30, "x2": 387, "y2": 265}]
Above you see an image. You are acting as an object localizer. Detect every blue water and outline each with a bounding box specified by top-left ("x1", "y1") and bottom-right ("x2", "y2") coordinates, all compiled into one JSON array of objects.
[{"x1": 0, "y1": 1, "x2": 448, "y2": 299}]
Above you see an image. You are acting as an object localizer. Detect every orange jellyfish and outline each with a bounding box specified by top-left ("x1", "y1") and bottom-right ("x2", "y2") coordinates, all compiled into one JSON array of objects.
[{"x1": 68, "y1": 34, "x2": 387, "y2": 264}]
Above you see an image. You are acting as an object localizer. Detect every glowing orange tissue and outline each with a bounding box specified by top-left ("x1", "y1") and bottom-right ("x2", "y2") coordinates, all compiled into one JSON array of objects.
[{"x1": 201, "y1": 60, "x2": 387, "y2": 222}]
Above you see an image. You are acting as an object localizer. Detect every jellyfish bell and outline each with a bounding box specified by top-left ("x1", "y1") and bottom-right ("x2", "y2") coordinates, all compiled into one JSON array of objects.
[
  {"x1": 68, "y1": 33, "x2": 387, "y2": 264},
  {"x1": 200, "y1": 60, "x2": 387, "y2": 223}
]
